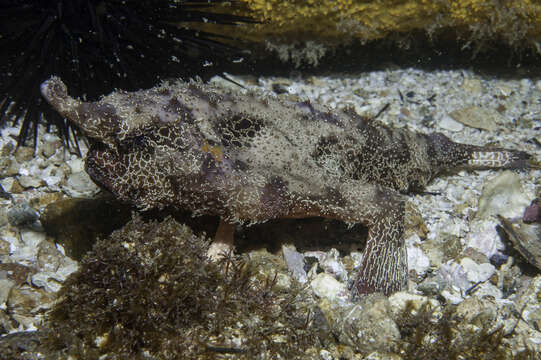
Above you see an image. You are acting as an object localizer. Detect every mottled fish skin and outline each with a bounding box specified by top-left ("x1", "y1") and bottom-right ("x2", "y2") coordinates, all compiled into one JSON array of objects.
[{"x1": 41, "y1": 76, "x2": 532, "y2": 296}]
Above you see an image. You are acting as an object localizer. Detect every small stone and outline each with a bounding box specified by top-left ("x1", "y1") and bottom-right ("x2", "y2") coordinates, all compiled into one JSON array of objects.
[
  {"x1": 36, "y1": 241, "x2": 63, "y2": 272},
  {"x1": 468, "y1": 282, "x2": 503, "y2": 299},
  {"x1": 14, "y1": 147, "x2": 34, "y2": 163},
  {"x1": 305, "y1": 249, "x2": 348, "y2": 282},
  {"x1": 435, "y1": 262, "x2": 470, "y2": 291},
  {"x1": 319, "y1": 350, "x2": 333, "y2": 360},
  {"x1": 55, "y1": 258, "x2": 78, "y2": 281},
  {"x1": 449, "y1": 106, "x2": 506, "y2": 131},
  {"x1": 311, "y1": 273, "x2": 346, "y2": 300},
  {"x1": 406, "y1": 234, "x2": 430, "y2": 276},
  {"x1": 1, "y1": 142, "x2": 15, "y2": 156},
  {"x1": 11, "y1": 245, "x2": 40, "y2": 264},
  {"x1": 438, "y1": 115, "x2": 464, "y2": 132},
  {"x1": 334, "y1": 295, "x2": 400, "y2": 352},
  {"x1": 455, "y1": 296, "x2": 498, "y2": 327},
  {"x1": 460, "y1": 257, "x2": 496, "y2": 284},
  {"x1": 0, "y1": 157, "x2": 20, "y2": 177},
  {"x1": 63, "y1": 171, "x2": 100, "y2": 198},
  {"x1": 477, "y1": 171, "x2": 531, "y2": 219},
  {"x1": 465, "y1": 220, "x2": 502, "y2": 258},
  {"x1": 440, "y1": 287, "x2": 464, "y2": 305},
  {"x1": 523, "y1": 198, "x2": 541, "y2": 224},
  {"x1": 20, "y1": 230, "x2": 46, "y2": 248},
  {"x1": 40, "y1": 140, "x2": 60, "y2": 158},
  {"x1": 17, "y1": 175, "x2": 44, "y2": 189},
  {"x1": 462, "y1": 247, "x2": 490, "y2": 264},
  {"x1": 519, "y1": 79, "x2": 532, "y2": 93},
  {"x1": 0, "y1": 279, "x2": 15, "y2": 310},
  {"x1": 282, "y1": 245, "x2": 307, "y2": 283},
  {"x1": 272, "y1": 82, "x2": 290, "y2": 95},
  {"x1": 418, "y1": 278, "x2": 443, "y2": 296},
  {"x1": 7, "y1": 287, "x2": 54, "y2": 329},
  {"x1": 9, "y1": 179, "x2": 24, "y2": 194},
  {"x1": 31, "y1": 272, "x2": 62, "y2": 293},
  {"x1": 0, "y1": 207, "x2": 8, "y2": 227},
  {"x1": 498, "y1": 215, "x2": 541, "y2": 270},
  {"x1": 461, "y1": 78, "x2": 484, "y2": 94},
  {"x1": 365, "y1": 352, "x2": 403, "y2": 360},
  {"x1": 517, "y1": 275, "x2": 541, "y2": 329},
  {"x1": 388, "y1": 292, "x2": 440, "y2": 316},
  {"x1": 0, "y1": 238, "x2": 10, "y2": 255},
  {"x1": 66, "y1": 158, "x2": 85, "y2": 174},
  {"x1": 7, "y1": 202, "x2": 39, "y2": 226},
  {"x1": 38, "y1": 192, "x2": 64, "y2": 208}
]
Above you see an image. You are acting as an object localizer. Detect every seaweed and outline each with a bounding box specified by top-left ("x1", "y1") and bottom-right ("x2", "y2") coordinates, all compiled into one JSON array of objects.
[{"x1": 42, "y1": 216, "x2": 326, "y2": 359}]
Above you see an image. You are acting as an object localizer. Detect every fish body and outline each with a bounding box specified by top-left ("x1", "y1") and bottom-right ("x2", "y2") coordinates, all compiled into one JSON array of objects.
[{"x1": 41, "y1": 77, "x2": 531, "y2": 296}]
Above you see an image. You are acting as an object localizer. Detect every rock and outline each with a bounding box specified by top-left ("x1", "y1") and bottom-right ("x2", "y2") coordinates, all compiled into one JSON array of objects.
[
  {"x1": 36, "y1": 241, "x2": 63, "y2": 273},
  {"x1": 440, "y1": 288, "x2": 465, "y2": 305},
  {"x1": 476, "y1": 171, "x2": 530, "y2": 219},
  {"x1": 7, "y1": 286, "x2": 55, "y2": 329},
  {"x1": 9, "y1": 179, "x2": 24, "y2": 194},
  {"x1": 459, "y1": 257, "x2": 496, "y2": 284},
  {"x1": 523, "y1": 198, "x2": 540, "y2": 223},
  {"x1": 465, "y1": 220, "x2": 502, "y2": 258},
  {"x1": 305, "y1": 248, "x2": 348, "y2": 282},
  {"x1": 328, "y1": 294, "x2": 401, "y2": 352},
  {"x1": 16, "y1": 175, "x2": 44, "y2": 189},
  {"x1": 468, "y1": 282, "x2": 503, "y2": 299},
  {"x1": 417, "y1": 277, "x2": 443, "y2": 296},
  {"x1": 489, "y1": 253, "x2": 509, "y2": 268},
  {"x1": 388, "y1": 292, "x2": 440, "y2": 317},
  {"x1": 433, "y1": 261, "x2": 470, "y2": 292},
  {"x1": 0, "y1": 157, "x2": 20, "y2": 177},
  {"x1": 516, "y1": 275, "x2": 541, "y2": 333},
  {"x1": 0, "y1": 238, "x2": 10, "y2": 256},
  {"x1": 40, "y1": 137, "x2": 61, "y2": 158},
  {"x1": 66, "y1": 158, "x2": 85, "y2": 174},
  {"x1": 7, "y1": 202, "x2": 39, "y2": 227},
  {"x1": 438, "y1": 115, "x2": 464, "y2": 132},
  {"x1": 406, "y1": 234, "x2": 430, "y2": 276},
  {"x1": 454, "y1": 297, "x2": 499, "y2": 329},
  {"x1": 461, "y1": 247, "x2": 489, "y2": 264},
  {"x1": 461, "y1": 78, "x2": 484, "y2": 94},
  {"x1": 282, "y1": 245, "x2": 307, "y2": 283},
  {"x1": 498, "y1": 215, "x2": 541, "y2": 270},
  {"x1": 20, "y1": 230, "x2": 46, "y2": 248},
  {"x1": 62, "y1": 171, "x2": 100, "y2": 198},
  {"x1": 41, "y1": 164, "x2": 65, "y2": 188},
  {"x1": 365, "y1": 351, "x2": 403, "y2": 360},
  {"x1": 54, "y1": 259, "x2": 78, "y2": 281},
  {"x1": 311, "y1": 273, "x2": 346, "y2": 300},
  {"x1": 0, "y1": 279, "x2": 15, "y2": 311},
  {"x1": 31, "y1": 272, "x2": 63, "y2": 293},
  {"x1": 14, "y1": 147, "x2": 34, "y2": 163},
  {"x1": 449, "y1": 106, "x2": 506, "y2": 131},
  {"x1": 0, "y1": 207, "x2": 9, "y2": 227}
]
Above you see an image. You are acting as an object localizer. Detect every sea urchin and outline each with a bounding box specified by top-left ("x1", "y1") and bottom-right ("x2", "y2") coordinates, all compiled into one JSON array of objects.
[{"x1": 0, "y1": 0, "x2": 253, "y2": 150}]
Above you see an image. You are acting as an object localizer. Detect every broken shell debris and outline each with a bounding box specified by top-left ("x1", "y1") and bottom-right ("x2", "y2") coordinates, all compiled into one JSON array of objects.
[{"x1": 1, "y1": 67, "x2": 540, "y2": 358}]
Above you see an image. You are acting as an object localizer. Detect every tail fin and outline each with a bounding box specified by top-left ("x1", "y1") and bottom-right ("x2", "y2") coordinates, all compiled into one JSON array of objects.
[{"x1": 466, "y1": 147, "x2": 531, "y2": 170}]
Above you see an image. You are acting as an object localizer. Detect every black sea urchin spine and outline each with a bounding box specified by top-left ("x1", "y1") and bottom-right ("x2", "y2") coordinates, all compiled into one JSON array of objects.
[{"x1": 0, "y1": 0, "x2": 253, "y2": 150}]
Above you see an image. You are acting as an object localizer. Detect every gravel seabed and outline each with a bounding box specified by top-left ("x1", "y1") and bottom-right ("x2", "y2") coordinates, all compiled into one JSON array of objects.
[{"x1": 1, "y1": 67, "x2": 540, "y2": 356}]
